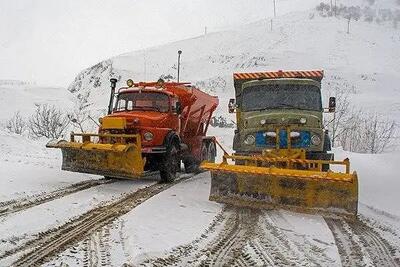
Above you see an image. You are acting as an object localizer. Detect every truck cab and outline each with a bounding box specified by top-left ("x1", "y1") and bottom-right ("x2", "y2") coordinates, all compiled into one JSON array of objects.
[{"x1": 101, "y1": 88, "x2": 181, "y2": 151}]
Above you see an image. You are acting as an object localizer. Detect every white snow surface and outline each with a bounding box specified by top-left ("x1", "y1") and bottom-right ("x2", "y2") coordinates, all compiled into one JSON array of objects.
[
  {"x1": 122, "y1": 173, "x2": 222, "y2": 263},
  {"x1": 0, "y1": 81, "x2": 73, "y2": 121},
  {"x1": 0, "y1": 0, "x2": 400, "y2": 265}
]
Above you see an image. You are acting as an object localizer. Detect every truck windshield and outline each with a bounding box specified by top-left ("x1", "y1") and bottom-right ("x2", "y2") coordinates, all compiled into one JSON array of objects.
[
  {"x1": 242, "y1": 84, "x2": 322, "y2": 112},
  {"x1": 114, "y1": 92, "x2": 170, "y2": 113}
]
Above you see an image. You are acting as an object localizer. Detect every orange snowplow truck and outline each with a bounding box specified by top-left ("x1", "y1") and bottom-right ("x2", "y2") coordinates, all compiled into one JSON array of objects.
[{"x1": 47, "y1": 79, "x2": 219, "y2": 182}]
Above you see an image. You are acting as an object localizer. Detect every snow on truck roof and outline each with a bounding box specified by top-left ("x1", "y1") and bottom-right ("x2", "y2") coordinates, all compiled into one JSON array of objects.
[
  {"x1": 233, "y1": 70, "x2": 324, "y2": 81},
  {"x1": 118, "y1": 81, "x2": 193, "y2": 95}
]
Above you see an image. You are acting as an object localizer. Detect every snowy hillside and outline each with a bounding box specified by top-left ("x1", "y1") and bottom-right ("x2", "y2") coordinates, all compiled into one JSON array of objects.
[
  {"x1": 0, "y1": 80, "x2": 73, "y2": 121},
  {"x1": 68, "y1": 1, "x2": 400, "y2": 127}
]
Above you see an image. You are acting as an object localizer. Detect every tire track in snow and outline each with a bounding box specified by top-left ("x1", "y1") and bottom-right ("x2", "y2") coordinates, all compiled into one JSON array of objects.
[
  {"x1": 0, "y1": 178, "x2": 115, "y2": 217},
  {"x1": 141, "y1": 207, "x2": 337, "y2": 266},
  {"x1": 325, "y1": 218, "x2": 366, "y2": 266},
  {"x1": 143, "y1": 209, "x2": 227, "y2": 267},
  {"x1": 263, "y1": 211, "x2": 337, "y2": 266},
  {"x1": 201, "y1": 209, "x2": 249, "y2": 267},
  {"x1": 81, "y1": 226, "x2": 111, "y2": 267},
  {"x1": 325, "y1": 217, "x2": 400, "y2": 266},
  {"x1": 141, "y1": 208, "x2": 275, "y2": 267},
  {"x1": 1, "y1": 174, "x2": 194, "y2": 267}
]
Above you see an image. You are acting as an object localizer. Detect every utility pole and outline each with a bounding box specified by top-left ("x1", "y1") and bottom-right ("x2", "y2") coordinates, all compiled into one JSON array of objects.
[
  {"x1": 270, "y1": 19, "x2": 273, "y2": 31},
  {"x1": 143, "y1": 49, "x2": 147, "y2": 81},
  {"x1": 347, "y1": 17, "x2": 350, "y2": 34},
  {"x1": 332, "y1": 111, "x2": 336, "y2": 146},
  {"x1": 334, "y1": 0, "x2": 337, "y2": 17},
  {"x1": 273, "y1": 0, "x2": 276, "y2": 18},
  {"x1": 204, "y1": 26, "x2": 207, "y2": 35},
  {"x1": 177, "y1": 50, "x2": 182, "y2": 82}
]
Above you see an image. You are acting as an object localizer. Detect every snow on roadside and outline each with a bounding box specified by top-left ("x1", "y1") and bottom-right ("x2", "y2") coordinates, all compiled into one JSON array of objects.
[
  {"x1": 334, "y1": 148, "x2": 400, "y2": 217},
  {"x1": 0, "y1": 130, "x2": 98, "y2": 202}
]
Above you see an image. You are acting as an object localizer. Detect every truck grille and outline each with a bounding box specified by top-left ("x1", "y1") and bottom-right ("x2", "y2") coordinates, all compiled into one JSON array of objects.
[{"x1": 255, "y1": 130, "x2": 311, "y2": 148}]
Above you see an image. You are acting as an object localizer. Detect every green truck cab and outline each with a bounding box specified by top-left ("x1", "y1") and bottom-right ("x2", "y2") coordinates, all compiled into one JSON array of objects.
[{"x1": 230, "y1": 71, "x2": 336, "y2": 168}]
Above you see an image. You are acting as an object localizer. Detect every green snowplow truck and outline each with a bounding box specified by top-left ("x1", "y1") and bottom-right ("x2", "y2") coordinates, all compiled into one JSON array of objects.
[{"x1": 202, "y1": 70, "x2": 359, "y2": 216}]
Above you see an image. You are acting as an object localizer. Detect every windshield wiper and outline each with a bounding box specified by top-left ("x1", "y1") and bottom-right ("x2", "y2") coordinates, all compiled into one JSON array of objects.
[
  {"x1": 134, "y1": 106, "x2": 162, "y2": 112},
  {"x1": 275, "y1": 103, "x2": 298, "y2": 108},
  {"x1": 251, "y1": 104, "x2": 315, "y2": 112}
]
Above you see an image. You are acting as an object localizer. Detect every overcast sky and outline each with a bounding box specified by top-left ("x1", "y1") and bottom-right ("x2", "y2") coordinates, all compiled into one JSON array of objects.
[{"x1": 0, "y1": 0, "x2": 320, "y2": 87}]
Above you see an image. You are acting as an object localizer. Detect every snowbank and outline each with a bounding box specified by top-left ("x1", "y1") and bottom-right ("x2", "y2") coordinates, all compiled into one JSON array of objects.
[
  {"x1": 0, "y1": 130, "x2": 97, "y2": 202},
  {"x1": 335, "y1": 148, "x2": 400, "y2": 217}
]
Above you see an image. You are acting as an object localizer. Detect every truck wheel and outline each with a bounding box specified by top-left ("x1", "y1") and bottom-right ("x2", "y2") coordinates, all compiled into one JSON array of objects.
[
  {"x1": 207, "y1": 142, "x2": 216, "y2": 163},
  {"x1": 201, "y1": 143, "x2": 208, "y2": 162},
  {"x1": 323, "y1": 133, "x2": 332, "y2": 152},
  {"x1": 183, "y1": 157, "x2": 199, "y2": 173},
  {"x1": 160, "y1": 144, "x2": 179, "y2": 183}
]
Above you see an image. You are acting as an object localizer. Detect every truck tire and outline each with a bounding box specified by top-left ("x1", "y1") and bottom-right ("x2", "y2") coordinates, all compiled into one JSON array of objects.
[
  {"x1": 160, "y1": 144, "x2": 179, "y2": 183},
  {"x1": 183, "y1": 157, "x2": 199, "y2": 173},
  {"x1": 322, "y1": 133, "x2": 332, "y2": 171},
  {"x1": 207, "y1": 142, "x2": 216, "y2": 163},
  {"x1": 323, "y1": 133, "x2": 332, "y2": 152},
  {"x1": 201, "y1": 143, "x2": 208, "y2": 162}
]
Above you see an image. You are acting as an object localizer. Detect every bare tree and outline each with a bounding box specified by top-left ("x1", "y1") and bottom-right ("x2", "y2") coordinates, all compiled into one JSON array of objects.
[
  {"x1": 324, "y1": 85, "x2": 351, "y2": 147},
  {"x1": 6, "y1": 112, "x2": 26, "y2": 135},
  {"x1": 324, "y1": 80, "x2": 396, "y2": 153},
  {"x1": 338, "y1": 111, "x2": 396, "y2": 153},
  {"x1": 28, "y1": 104, "x2": 70, "y2": 139},
  {"x1": 68, "y1": 106, "x2": 91, "y2": 133},
  {"x1": 361, "y1": 114, "x2": 396, "y2": 153}
]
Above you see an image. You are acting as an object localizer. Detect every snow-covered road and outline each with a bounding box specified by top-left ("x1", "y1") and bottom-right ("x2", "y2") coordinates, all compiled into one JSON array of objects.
[
  {"x1": 40, "y1": 172, "x2": 400, "y2": 267},
  {"x1": 1, "y1": 130, "x2": 400, "y2": 266}
]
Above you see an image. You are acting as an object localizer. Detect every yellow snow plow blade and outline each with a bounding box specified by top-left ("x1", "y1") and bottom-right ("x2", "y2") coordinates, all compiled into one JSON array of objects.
[
  {"x1": 47, "y1": 133, "x2": 145, "y2": 179},
  {"x1": 201, "y1": 152, "x2": 358, "y2": 216}
]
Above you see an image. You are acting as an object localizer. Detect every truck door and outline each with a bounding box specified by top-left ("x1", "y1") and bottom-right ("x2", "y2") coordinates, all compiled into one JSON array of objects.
[{"x1": 171, "y1": 97, "x2": 181, "y2": 133}]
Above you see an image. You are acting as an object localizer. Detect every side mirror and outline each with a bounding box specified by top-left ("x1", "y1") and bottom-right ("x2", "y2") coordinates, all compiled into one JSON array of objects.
[
  {"x1": 176, "y1": 102, "x2": 182, "y2": 114},
  {"x1": 228, "y1": 98, "x2": 236, "y2": 113},
  {"x1": 328, "y1": 97, "x2": 336, "y2": 113}
]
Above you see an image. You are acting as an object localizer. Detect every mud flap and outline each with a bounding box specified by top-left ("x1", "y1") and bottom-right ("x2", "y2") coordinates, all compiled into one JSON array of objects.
[
  {"x1": 48, "y1": 140, "x2": 145, "y2": 179},
  {"x1": 203, "y1": 162, "x2": 358, "y2": 216}
]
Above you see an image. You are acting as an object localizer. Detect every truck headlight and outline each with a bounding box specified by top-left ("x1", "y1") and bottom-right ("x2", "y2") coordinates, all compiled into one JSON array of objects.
[
  {"x1": 265, "y1": 132, "x2": 276, "y2": 137},
  {"x1": 244, "y1": 134, "x2": 255, "y2": 145},
  {"x1": 290, "y1": 131, "x2": 300, "y2": 138},
  {"x1": 143, "y1": 132, "x2": 154, "y2": 141},
  {"x1": 311, "y1": 135, "x2": 321, "y2": 145}
]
